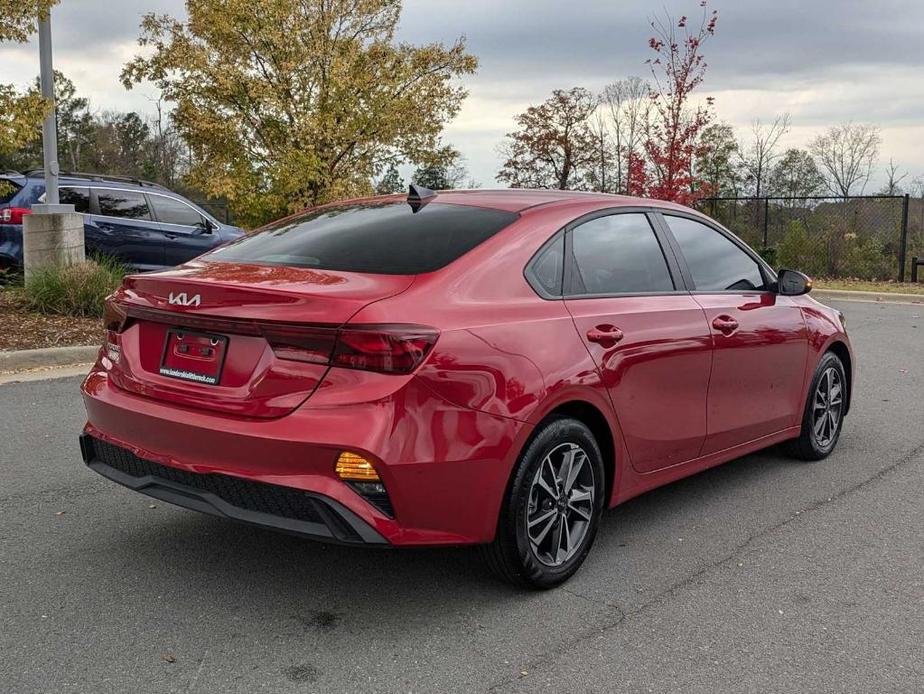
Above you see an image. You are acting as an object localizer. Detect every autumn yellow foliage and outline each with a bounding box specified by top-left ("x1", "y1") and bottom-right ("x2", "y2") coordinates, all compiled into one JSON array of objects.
[{"x1": 122, "y1": 0, "x2": 477, "y2": 227}]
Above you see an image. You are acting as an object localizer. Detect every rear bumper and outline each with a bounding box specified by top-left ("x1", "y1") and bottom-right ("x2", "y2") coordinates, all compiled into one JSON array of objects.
[
  {"x1": 80, "y1": 433, "x2": 386, "y2": 544},
  {"x1": 81, "y1": 365, "x2": 527, "y2": 546}
]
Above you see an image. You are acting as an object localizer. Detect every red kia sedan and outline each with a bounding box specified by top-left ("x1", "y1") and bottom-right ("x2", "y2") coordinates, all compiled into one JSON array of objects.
[{"x1": 80, "y1": 188, "x2": 852, "y2": 588}]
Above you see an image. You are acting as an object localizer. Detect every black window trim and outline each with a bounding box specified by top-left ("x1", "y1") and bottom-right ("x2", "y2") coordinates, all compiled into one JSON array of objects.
[
  {"x1": 653, "y1": 210, "x2": 778, "y2": 294},
  {"x1": 524, "y1": 205, "x2": 689, "y2": 301},
  {"x1": 523, "y1": 228, "x2": 566, "y2": 299},
  {"x1": 525, "y1": 206, "x2": 689, "y2": 300},
  {"x1": 90, "y1": 186, "x2": 154, "y2": 223},
  {"x1": 146, "y1": 191, "x2": 210, "y2": 229},
  {"x1": 86, "y1": 185, "x2": 217, "y2": 226}
]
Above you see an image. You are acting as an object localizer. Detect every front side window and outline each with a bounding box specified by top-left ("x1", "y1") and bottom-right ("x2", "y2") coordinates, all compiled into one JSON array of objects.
[
  {"x1": 568, "y1": 213, "x2": 674, "y2": 295},
  {"x1": 150, "y1": 195, "x2": 204, "y2": 227},
  {"x1": 96, "y1": 190, "x2": 151, "y2": 220},
  {"x1": 207, "y1": 202, "x2": 519, "y2": 274},
  {"x1": 665, "y1": 215, "x2": 765, "y2": 292}
]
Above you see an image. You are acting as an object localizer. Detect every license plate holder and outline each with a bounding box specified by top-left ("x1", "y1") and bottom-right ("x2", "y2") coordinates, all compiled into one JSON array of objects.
[{"x1": 159, "y1": 328, "x2": 229, "y2": 385}]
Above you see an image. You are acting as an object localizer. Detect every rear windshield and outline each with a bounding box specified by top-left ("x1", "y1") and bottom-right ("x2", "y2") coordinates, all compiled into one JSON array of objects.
[
  {"x1": 0, "y1": 179, "x2": 23, "y2": 205},
  {"x1": 205, "y1": 201, "x2": 519, "y2": 274}
]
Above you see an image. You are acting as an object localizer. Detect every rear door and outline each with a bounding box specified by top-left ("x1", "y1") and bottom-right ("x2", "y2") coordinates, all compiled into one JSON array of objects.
[
  {"x1": 563, "y1": 210, "x2": 713, "y2": 472},
  {"x1": 148, "y1": 193, "x2": 218, "y2": 266},
  {"x1": 86, "y1": 188, "x2": 166, "y2": 270},
  {"x1": 658, "y1": 213, "x2": 809, "y2": 454}
]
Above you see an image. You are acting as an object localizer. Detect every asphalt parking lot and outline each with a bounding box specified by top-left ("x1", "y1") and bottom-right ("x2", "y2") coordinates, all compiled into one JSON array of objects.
[{"x1": 2, "y1": 297, "x2": 922, "y2": 693}]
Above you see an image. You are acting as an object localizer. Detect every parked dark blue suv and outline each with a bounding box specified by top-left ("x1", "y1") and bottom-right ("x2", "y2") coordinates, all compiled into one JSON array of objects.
[{"x1": 0, "y1": 171, "x2": 245, "y2": 271}]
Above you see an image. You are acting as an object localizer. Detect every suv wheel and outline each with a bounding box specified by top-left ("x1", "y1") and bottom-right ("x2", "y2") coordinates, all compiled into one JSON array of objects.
[{"x1": 480, "y1": 417, "x2": 605, "y2": 589}]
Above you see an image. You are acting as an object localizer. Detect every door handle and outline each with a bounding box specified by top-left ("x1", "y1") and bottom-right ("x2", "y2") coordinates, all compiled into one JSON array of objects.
[
  {"x1": 587, "y1": 325, "x2": 624, "y2": 346},
  {"x1": 712, "y1": 315, "x2": 739, "y2": 334}
]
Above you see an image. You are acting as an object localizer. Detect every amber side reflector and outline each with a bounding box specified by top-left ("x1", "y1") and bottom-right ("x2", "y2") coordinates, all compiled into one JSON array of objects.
[{"x1": 335, "y1": 452, "x2": 381, "y2": 481}]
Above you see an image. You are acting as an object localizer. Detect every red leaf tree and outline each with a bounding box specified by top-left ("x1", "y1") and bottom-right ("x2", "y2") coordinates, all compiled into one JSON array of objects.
[{"x1": 639, "y1": 1, "x2": 718, "y2": 205}]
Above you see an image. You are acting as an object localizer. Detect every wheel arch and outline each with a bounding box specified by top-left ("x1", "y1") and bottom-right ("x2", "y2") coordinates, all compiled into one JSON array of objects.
[
  {"x1": 538, "y1": 400, "x2": 617, "y2": 506},
  {"x1": 826, "y1": 340, "x2": 852, "y2": 416}
]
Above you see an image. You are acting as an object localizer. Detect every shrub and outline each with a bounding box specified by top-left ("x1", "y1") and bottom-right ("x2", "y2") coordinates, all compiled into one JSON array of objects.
[{"x1": 21, "y1": 257, "x2": 125, "y2": 318}]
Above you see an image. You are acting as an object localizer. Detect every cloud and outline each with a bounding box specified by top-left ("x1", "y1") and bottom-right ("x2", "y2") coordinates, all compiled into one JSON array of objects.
[{"x1": 1, "y1": 0, "x2": 921, "y2": 187}]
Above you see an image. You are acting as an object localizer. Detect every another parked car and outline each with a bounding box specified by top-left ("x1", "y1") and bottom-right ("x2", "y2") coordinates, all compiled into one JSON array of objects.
[
  {"x1": 79, "y1": 187, "x2": 853, "y2": 588},
  {"x1": 0, "y1": 171, "x2": 244, "y2": 271}
]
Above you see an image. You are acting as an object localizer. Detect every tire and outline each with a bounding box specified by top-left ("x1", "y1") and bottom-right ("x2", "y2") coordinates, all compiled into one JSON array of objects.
[
  {"x1": 785, "y1": 351, "x2": 847, "y2": 461},
  {"x1": 480, "y1": 416, "x2": 606, "y2": 589}
]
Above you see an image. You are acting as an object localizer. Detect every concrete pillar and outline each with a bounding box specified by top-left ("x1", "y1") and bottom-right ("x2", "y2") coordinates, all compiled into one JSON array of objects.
[{"x1": 23, "y1": 211, "x2": 85, "y2": 282}]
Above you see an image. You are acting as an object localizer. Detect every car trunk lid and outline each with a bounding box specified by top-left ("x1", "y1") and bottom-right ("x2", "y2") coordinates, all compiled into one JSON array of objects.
[{"x1": 105, "y1": 261, "x2": 415, "y2": 418}]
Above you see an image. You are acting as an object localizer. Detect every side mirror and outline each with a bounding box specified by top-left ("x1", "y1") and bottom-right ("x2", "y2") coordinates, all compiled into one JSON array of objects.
[
  {"x1": 198, "y1": 218, "x2": 218, "y2": 234},
  {"x1": 776, "y1": 268, "x2": 812, "y2": 296}
]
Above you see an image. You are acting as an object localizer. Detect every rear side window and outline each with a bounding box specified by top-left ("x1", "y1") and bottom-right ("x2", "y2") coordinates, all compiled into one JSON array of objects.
[
  {"x1": 97, "y1": 190, "x2": 151, "y2": 220},
  {"x1": 568, "y1": 213, "x2": 674, "y2": 295},
  {"x1": 207, "y1": 202, "x2": 519, "y2": 274},
  {"x1": 150, "y1": 195, "x2": 203, "y2": 227},
  {"x1": 60, "y1": 187, "x2": 90, "y2": 213},
  {"x1": 0, "y1": 180, "x2": 22, "y2": 204},
  {"x1": 664, "y1": 215, "x2": 766, "y2": 291},
  {"x1": 526, "y1": 235, "x2": 564, "y2": 296}
]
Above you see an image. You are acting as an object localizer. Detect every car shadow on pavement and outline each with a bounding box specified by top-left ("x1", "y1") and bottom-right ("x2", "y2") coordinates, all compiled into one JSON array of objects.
[{"x1": 95, "y1": 443, "x2": 804, "y2": 606}]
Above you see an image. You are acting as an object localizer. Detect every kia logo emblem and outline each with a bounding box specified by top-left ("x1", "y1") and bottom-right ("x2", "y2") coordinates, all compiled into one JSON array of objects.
[{"x1": 168, "y1": 292, "x2": 201, "y2": 307}]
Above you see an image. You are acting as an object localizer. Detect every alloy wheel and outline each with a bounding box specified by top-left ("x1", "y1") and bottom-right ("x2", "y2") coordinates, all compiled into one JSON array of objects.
[
  {"x1": 525, "y1": 442, "x2": 596, "y2": 567},
  {"x1": 812, "y1": 366, "x2": 843, "y2": 449}
]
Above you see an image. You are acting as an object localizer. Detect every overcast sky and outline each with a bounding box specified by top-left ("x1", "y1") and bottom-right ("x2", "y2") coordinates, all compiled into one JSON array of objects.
[{"x1": 1, "y1": 0, "x2": 922, "y2": 190}]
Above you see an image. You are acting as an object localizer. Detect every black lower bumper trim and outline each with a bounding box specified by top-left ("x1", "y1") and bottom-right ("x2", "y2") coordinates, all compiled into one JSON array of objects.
[{"x1": 80, "y1": 434, "x2": 387, "y2": 545}]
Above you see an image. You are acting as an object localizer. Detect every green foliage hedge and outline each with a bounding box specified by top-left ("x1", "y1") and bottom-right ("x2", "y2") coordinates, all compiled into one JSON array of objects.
[{"x1": 22, "y1": 257, "x2": 125, "y2": 318}]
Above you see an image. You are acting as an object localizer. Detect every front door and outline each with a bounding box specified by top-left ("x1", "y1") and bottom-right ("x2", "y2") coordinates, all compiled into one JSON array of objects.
[
  {"x1": 660, "y1": 214, "x2": 809, "y2": 454},
  {"x1": 563, "y1": 211, "x2": 712, "y2": 473},
  {"x1": 148, "y1": 194, "x2": 217, "y2": 266}
]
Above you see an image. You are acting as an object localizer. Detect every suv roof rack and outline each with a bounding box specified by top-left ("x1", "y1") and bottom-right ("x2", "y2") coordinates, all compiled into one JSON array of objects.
[
  {"x1": 1, "y1": 170, "x2": 26, "y2": 178},
  {"x1": 23, "y1": 170, "x2": 167, "y2": 190}
]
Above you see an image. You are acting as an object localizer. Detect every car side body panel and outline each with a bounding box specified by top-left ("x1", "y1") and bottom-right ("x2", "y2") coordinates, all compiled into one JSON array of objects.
[{"x1": 79, "y1": 190, "x2": 854, "y2": 546}]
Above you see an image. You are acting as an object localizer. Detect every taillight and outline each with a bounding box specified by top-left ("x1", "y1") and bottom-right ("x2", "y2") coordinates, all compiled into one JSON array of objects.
[
  {"x1": 262, "y1": 325, "x2": 337, "y2": 365},
  {"x1": 331, "y1": 325, "x2": 438, "y2": 374},
  {"x1": 110, "y1": 301, "x2": 438, "y2": 376},
  {"x1": 0, "y1": 207, "x2": 31, "y2": 224},
  {"x1": 103, "y1": 297, "x2": 128, "y2": 333},
  {"x1": 268, "y1": 324, "x2": 438, "y2": 374}
]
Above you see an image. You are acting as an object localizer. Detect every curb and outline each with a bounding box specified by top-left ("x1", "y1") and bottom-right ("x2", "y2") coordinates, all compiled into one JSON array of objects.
[
  {"x1": 813, "y1": 288, "x2": 924, "y2": 304},
  {"x1": 0, "y1": 345, "x2": 99, "y2": 373}
]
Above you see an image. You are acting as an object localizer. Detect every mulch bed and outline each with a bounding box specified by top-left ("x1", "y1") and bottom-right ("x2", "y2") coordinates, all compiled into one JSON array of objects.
[{"x1": 0, "y1": 290, "x2": 103, "y2": 351}]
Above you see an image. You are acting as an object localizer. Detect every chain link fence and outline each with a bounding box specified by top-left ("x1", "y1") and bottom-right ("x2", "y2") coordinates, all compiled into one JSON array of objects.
[{"x1": 694, "y1": 194, "x2": 920, "y2": 282}]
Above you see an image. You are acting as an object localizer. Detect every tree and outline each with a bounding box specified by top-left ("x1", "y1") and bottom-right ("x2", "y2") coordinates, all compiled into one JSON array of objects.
[
  {"x1": 641, "y1": 1, "x2": 719, "y2": 204},
  {"x1": 739, "y1": 114, "x2": 790, "y2": 198},
  {"x1": 122, "y1": 0, "x2": 477, "y2": 227},
  {"x1": 694, "y1": 122, "x2": 740, "y2": 197},
  {"x1": 769, "y1": 148, "x2": 825, "y2": 200},
  {"x1": 810, "y1": 122, "x2": 881, "y2": 198},
  {"x1": 374, "y1": 164, "x2": 404, "y2": 194},
  {"x1": 601, "y1": 76, "x2": 650, "y2": 193},
  {"x1": 585, "y1": 103, "x2": 617, "y2": 192},
  {"x1": 879, "y1": 159, "x2": 907, "y2": 195},
  {"x1": 0, "y1": 0, "x2": 59, "y2": 160},
  {"x1": 497, "y1": 87, "x2": 597, "y2": 190},
  {"x1": 412, "y1": 153, "x2": 470, "y2": 190},
  {"x1": 0, "y1": 0, "x2": 58, "y2": 42}
]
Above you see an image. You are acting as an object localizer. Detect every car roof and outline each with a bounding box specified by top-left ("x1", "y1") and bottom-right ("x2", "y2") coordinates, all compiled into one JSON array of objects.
[
  {"x1": 12, "y1": 170, "x2": 169, "y2": 192},
  {"x1": 374, "y1": 189, "x2": 696, "y2": 214}
]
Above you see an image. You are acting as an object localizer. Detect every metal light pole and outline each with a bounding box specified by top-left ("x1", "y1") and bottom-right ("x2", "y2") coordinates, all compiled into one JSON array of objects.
[
  {"x1": 23, "y1": 5, "x2": 82, "y2": 280},
  {"x1": 37, "y1": 12, "x2": 60, "y2": 205}
]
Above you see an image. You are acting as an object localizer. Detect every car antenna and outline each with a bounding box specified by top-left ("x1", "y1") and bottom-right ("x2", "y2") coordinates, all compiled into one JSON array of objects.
[{"x1": 407, "y1": 183, "x2": 436, "y2": 213}]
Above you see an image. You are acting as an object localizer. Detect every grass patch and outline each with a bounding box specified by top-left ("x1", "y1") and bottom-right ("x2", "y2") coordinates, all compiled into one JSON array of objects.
[
  {"x1": 20, "y1": 257, "x2": 126, "y2": 318},
  {"x1": 814, "y1": 279, "x2": 924, "y2": 296}
]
